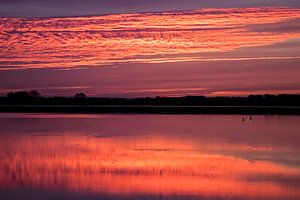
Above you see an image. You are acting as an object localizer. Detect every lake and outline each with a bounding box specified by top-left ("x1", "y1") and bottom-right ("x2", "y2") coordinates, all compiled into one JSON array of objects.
[{"x1": 0, "y1": 113, "x2": 300, "y2": 200}]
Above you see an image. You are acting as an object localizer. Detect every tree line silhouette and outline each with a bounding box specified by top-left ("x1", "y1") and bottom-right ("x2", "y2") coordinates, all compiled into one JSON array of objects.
[{"x1": 1, "y1": 90, "x2": 300, "y2": 106}]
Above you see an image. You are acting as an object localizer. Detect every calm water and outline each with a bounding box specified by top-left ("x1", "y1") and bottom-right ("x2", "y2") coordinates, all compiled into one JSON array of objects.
[{"x1": 0, "y1": 113, "x2": 300, "y2": 200}]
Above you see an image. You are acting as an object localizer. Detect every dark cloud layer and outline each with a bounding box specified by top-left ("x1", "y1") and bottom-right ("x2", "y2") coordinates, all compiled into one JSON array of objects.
[{"x1": 1, "y1": 0, "x2": 300, "y2": 17}]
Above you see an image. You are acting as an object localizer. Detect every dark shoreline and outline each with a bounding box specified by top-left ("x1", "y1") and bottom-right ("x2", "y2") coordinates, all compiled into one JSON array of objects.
[{"x1": 1, "y1": 105, "x2": 300, "y2": 115}]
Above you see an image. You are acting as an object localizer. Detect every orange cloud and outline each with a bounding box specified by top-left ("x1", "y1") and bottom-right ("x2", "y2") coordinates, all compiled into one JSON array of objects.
[{"x1": 1, "y1": 7, "x2": 300, "y2": 70}]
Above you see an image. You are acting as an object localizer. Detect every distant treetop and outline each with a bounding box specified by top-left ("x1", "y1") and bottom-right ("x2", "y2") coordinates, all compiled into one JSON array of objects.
[
  {"x1": 74, "y1": 93, "x2": 86, "y2": 99},
  {"x1": 2, "y1": 91, "x2": 300, "y2": 106},
  {"x1": 7, "y1": 90, "x2": 42, "y2": 99}
]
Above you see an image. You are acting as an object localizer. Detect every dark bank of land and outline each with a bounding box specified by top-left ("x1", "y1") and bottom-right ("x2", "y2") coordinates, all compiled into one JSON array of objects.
[{"x1": 1, "y1": 91, "x2": 300, "y2": 115}]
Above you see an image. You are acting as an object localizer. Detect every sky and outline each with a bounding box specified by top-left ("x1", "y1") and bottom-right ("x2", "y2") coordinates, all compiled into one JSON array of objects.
[
  {"x1": 1, "y1": 0, "x2": 300, "y2": 17},
  {"x1": 0, "y1": 1, "x2": 300, "y2": 97}
]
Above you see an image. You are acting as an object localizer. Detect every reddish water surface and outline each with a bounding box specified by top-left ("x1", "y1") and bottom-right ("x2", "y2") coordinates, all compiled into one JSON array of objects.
[{"x1": 0, "y1": 113, "x2": 300, "y2": 200}]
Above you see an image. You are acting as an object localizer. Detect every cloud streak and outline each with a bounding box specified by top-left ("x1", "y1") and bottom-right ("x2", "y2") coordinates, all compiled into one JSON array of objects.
[
  {"x1": 1, "y1": 7, "x2": 300, "y2": 70},
  {"x1": 1, "y1": 0, "x2": 300, "y2": 17}
]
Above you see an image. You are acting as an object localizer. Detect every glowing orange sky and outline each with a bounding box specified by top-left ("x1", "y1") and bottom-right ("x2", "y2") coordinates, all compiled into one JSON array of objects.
[
  {"x1": 0, "y1": 7, "x2": 300, "y2": 96},
  {"x1": 1, "y1": 7, "x2": 300, "y2": 69}
]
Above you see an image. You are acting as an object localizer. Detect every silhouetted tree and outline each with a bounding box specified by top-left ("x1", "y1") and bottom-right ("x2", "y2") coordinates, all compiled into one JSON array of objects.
[
  {"x1": 7, "y1": 91, "x2": 30, "y2": 99},
  {"x1": 74, "y1": 93, "x2": 86, "y2": 99},
  {"x1": 1, "y1": 91, "x2": 300, "y2": 106},
  {"x1": 29, "y1": 90, "x2": 42, "y2": 98}
]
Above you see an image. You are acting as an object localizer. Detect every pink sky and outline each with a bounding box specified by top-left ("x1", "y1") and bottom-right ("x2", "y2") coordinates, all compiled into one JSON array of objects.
[{"x1": 0, "y1": 7, "x2": 300, "y2": 97}]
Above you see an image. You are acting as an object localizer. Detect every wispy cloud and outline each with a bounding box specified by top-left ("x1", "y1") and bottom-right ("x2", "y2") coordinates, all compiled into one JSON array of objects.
[{"x1": 1, "y1": 7, "x2": 300, "y2": 70}]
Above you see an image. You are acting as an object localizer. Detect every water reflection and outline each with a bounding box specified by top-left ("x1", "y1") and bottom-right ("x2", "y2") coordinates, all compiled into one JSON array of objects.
[{"x1": 0, "y1": 114, "x2": 300, "y2": 200}]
